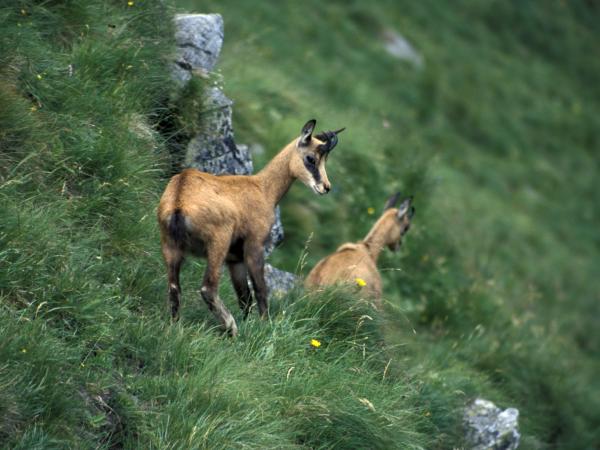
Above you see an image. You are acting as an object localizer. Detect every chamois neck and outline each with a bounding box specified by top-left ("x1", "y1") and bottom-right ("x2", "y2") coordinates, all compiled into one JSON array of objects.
[
  {"x1": 361, "y1": 213, "x2": 393, "y2": 263},
  {"x1": 255, "y1": 143, "x2": 296, "y2": 206}
]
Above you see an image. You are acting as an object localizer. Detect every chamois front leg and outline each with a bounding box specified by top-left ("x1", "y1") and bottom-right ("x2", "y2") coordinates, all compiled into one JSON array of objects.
[
  {"x1": 228, "y1": 262, "x2": 253, "y2": 319},
  {"x1": 201, "y1": 239, "x2": 238, "y2": 337},
  {"x1": 244, "y1": 242, "x2": 268, "y2": 318}
]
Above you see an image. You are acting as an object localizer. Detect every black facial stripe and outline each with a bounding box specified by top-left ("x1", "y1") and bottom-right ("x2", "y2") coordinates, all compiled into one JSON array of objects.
[{"x1": 304, "y1": 160, "x2": 321, "y2": 183}]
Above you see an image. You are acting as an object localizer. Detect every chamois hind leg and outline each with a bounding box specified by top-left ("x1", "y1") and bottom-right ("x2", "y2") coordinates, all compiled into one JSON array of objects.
[
  {"x1": 201, "y1": 240, "x2": 238, "y2": 336},
  {"x1": 227, "y1": 262, "x2": 253, "y2": 319},
  {"x1": 244, "y1": 243, "x2": 269, "y2": 318},
  {"x1": 162, "y1": 241, "x2": 184, "y2": 321}
]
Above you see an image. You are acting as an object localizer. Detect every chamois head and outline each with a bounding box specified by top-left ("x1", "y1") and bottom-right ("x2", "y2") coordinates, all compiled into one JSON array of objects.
[
  {"x1": 292, "y1": 119, "x2": 344, "y2": 195},
  {"x1": 382, "y1": 192, "x2": 415, "y2": 251}
]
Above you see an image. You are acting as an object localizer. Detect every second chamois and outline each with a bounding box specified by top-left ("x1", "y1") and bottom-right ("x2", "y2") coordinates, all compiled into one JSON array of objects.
[
  {"x1": 305, "y1": 193, "x2": 415, "y2": 305},
  {"x1": 158, "y1": 119, "x2": 344, "y2": 336}
]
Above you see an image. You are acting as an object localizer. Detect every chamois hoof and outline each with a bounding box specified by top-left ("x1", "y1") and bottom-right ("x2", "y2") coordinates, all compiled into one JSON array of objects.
[{"x1": 224, "y1": 316, "x2": 238, "y2": 337}]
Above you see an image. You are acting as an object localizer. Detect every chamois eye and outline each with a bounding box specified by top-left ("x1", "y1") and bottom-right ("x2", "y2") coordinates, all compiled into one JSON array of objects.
[{"x1": 305, "y1": 155, "x2": 316, "y2": 166}]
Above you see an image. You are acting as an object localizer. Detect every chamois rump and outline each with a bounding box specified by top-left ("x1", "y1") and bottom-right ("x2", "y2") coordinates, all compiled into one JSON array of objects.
[
  {"x1": 158, "y1": 119, "x2": 344, "y2": 336},
  {"x1": 305, "y1": 193, "x2": 415, "y2": 304}
]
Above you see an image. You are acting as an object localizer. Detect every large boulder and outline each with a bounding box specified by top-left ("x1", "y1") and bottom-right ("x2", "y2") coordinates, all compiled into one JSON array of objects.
[{"x1": 464, "y1": 398, "x2": 520, "y2": 450}]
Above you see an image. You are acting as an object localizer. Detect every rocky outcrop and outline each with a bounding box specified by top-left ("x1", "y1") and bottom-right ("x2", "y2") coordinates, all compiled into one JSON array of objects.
[
  {"x1": 173, "y1": 13, "x2": 224, "y2": 84},
  {"x1": 183, "y1": 88, "x2": 252, "y2": 175},
  {"x1": 464, "y1": 398, "x2": 520, "y2": 450},
  {"x1": 171, "y1": 13, "x2": 296, "y2": 294}
]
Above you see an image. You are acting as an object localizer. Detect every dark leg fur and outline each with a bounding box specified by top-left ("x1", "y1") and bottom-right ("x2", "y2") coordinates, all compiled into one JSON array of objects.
[
  {"x1": 168, "y1": 258, "x2": 183, "y2": 319},
  {"x1": 161, "y1": 241, "x2": 184, "y2": 321},
  {"x1": 228, "y1": 262, "x2": 254, "y2": 318},
  {"x1": 244, "y1": 245, "x2": 268, "y2": 318},
  {"x1": 168, "y1": 208, "x2": 187, "y2": 248}
]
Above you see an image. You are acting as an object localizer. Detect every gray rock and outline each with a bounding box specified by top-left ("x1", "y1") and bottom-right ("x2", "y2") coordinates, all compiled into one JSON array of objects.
[
  {"x1": 184, "y1": 88, "x2": 251, "y2": 174},
  {"x1": 382, "y1": 29, "x2": 423, "y2": 68},
  {"x1": 265, "y1": 264, "x2": 298, "y2": 298},
  {"x1": 172, "y1": 12, "x2": 294, "y2": 296},
  {"x1": 464, "y1": 398, "x2": 520, "y2": 450},
  {"x1": 268, "y1": 208, "x2": 284, "y2": 255},
  {"x1": 173, "y1": 13, "x2": 224, "y2": 84}
]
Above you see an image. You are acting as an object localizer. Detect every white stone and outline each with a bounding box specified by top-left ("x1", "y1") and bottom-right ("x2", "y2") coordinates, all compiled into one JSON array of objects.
[
  {"x1": 382, "y1": 29, "x2": 423, "y2": 68},
  {"x1": 464, "y1": 398, "x2": 520, "y2": 450}
]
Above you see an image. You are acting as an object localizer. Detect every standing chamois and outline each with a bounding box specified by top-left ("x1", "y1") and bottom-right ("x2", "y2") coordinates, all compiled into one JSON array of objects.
[
  {"x1": 305, "y1": 193, "x2": 415, "y2": 304},
  {"x1": 158, "y1": 119, "x2": 344, "y2": 336}
]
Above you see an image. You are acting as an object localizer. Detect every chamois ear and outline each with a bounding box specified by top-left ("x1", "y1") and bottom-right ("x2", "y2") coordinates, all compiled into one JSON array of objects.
[
  {"x1": 299, "y1": 119, "x2": 316, "y2": 146},
  {"x1": 384, "y1": 192, "x2": 401, "y2": 210},
  {"x1": 397, "y1": 196, "x2": 413, "y2": 218}
]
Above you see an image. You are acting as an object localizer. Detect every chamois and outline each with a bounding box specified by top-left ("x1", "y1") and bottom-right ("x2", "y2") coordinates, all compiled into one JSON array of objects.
[
  {"x1": 305, "y1": 193, "x2": 414, "y2": 304},
  {"x1": 158, "y1": 119, "x2": 344, "y2": 336}
]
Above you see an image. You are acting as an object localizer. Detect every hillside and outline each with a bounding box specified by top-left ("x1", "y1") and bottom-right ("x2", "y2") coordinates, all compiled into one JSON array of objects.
[{"x1": 1, "y1": 0, "x2": 599, "y2": 448}]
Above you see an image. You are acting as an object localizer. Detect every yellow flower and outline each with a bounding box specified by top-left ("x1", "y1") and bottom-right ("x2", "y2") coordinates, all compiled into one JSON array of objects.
[
  {"x1": 30, "y1": 105, "x2": 37, "y2": 112},
  {"x1": 20, "y1": 348, "x2": 27, "y2": 353},
  {"x1": 21, "y1": 9, "x2": 27, "y2": 15},
  {"x1": 355, "y1": 277, "x2": 367, "y2": 287},
  {"x1": 127, "y1": 1, "x2": 134, "y2": 6},
  {"x1": 310, "y1": 339, "x2": 321, "y2": 348},
  {"x1": 36, "y1": 74, "x2": 42, "y2": 80},
  {"x1": 367, "y1": 207, "x2": 375, "y2": 215}
]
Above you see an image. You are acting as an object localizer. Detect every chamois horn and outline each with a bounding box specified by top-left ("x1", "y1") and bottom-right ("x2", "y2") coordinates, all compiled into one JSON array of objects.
[{"x1": 316, "y1": 127, "x2": 345, "y2": 154}]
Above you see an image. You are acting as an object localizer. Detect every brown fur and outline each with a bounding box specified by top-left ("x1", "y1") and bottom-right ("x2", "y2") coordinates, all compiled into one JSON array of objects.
[
  {"x1": 305, "y1": 195, "x2": 414, "y2": 306},
  {"x1": 157, "y1": 120, "x2": 342, "y2": 336}
]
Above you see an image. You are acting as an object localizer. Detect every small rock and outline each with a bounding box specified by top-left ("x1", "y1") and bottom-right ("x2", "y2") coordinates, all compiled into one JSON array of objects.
[
  {"x1": 464, "y1": 398, "x2": 520, "y2": 450},
  {"x1": 265, "y1": 264, "x2": 298, "y2": 298},
  {"x1": 382, "y1": 29, "x2": 423, "y2": 68}
]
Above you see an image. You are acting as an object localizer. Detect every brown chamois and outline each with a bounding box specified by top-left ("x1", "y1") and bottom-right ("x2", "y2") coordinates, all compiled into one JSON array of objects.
[
  {"x1": 305, "y1": 193, "x2": 415, "y2": 304},
  {"x1": 158, "y1": 119, "x2": 344, "y2": 336}
]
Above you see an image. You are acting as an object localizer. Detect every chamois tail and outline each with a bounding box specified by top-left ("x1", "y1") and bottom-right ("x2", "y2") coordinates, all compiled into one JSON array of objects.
[{"x1": 168, "y1": 208, "x2": 187, "y2": 248}]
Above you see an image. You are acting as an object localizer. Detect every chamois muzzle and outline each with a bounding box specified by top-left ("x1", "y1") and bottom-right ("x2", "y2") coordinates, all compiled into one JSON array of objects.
[{"x1": 316, "y1": 127, "x2": 345, "y2": 155}]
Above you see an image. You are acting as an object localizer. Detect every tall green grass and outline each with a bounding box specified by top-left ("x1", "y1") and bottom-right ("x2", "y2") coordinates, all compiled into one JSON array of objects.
[
  {"x1": 179, "y1": 0, "x2": 600, "y2": 447},
  {"x1": 1, "y1": 0, "x2": 599, "y2": 448}
]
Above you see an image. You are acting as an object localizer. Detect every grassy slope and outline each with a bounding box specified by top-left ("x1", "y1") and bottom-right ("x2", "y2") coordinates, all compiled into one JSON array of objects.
[
  {"x1": 180, "y1": 0, "x2": 600, "y2": 447},
  {"x1": 0, "y1": 0, "x2": 598, "y2": 448}
]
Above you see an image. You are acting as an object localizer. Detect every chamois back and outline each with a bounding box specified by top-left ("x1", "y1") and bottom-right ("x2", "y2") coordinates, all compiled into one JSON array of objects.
[{"x1": 158, "y1": 119, "x2": 345, "y2": 336}]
